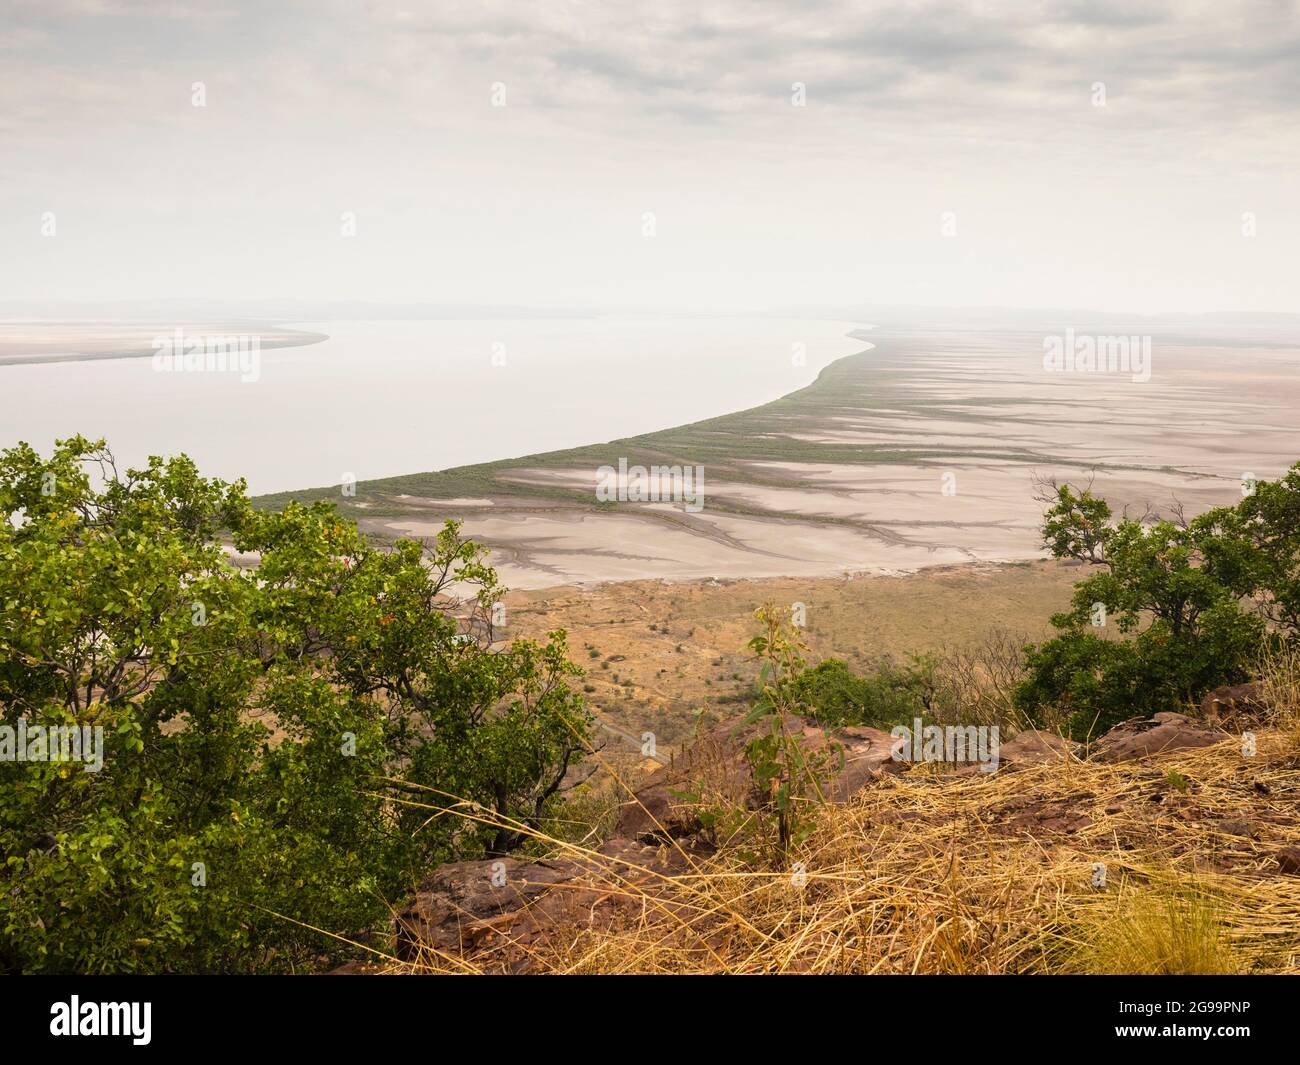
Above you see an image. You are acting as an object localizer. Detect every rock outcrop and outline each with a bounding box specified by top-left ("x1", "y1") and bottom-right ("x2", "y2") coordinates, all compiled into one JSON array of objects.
[
  {"x1": 1199, "y1": 681, "x2": 1270, "y2": 728},
  {"x1": 1089, "y1": 712, "x2": 1223, "y2": 763},
  {"x1": 615, "y1": 713, "x2": 903, "y2": 841},
  {"x1": 993, "y1": 728, "x2": 1081, "y2": 766},
  {"x1": 393, "y1": 836, "x2": 712, "y2": 972}
]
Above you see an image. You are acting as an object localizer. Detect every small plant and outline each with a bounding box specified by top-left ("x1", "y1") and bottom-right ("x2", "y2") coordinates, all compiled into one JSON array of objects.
[
  {"x1": 1165, "y1": 769, "x2": 1191, "y2": 793},
  {"x1": 738, "y1": 603, "x2": 843, "y2": 861}
]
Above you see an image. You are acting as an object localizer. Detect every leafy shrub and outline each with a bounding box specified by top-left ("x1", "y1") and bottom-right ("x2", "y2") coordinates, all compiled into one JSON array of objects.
[{"x1": 793, "y1": 657, "x2": 932, "y2": 729}]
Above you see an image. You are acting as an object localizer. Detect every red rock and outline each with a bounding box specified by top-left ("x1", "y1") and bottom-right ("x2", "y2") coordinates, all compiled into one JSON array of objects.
[
  {"x1": 393, "y1": 836, "x2": 711, "y2": 970},
  {"x1": 1090, "y1": 712, "x2": 1223, "y2": 763},
  {"x1": 1276, "y1": 847, "x2": 1300, "y2": 875},
  {"x1": 1199, "y1": 681, "x2": 1269, "y2": 727},
  {"x1": 996, "y1": 729, "x2": 1081, "y2": 766}
]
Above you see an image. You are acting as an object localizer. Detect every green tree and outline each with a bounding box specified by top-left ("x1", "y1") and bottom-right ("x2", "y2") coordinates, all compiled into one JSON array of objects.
[
  {"x1": 1015, "y1": 466, "x2": 1300, "y2": 737},
  {"x1": 0, "y1": 437, "x2": 589, "y2": 973}
]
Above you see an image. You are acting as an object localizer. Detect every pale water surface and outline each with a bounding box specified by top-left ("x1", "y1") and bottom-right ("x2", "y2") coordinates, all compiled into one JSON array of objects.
[{"x1": 1, "y1": 318, "x2": 866, "y2": 494}]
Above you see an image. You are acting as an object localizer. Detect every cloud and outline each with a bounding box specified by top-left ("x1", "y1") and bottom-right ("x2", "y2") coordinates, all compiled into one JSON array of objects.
[
  {"x1": 5, "y1": 1, "x2": 1298, "y2": 149},
  {"x1": 1, "y1": 0, "x2": 1298, "y2": 312}
]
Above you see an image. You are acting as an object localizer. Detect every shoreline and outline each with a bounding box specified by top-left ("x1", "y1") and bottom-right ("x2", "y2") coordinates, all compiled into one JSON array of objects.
[
  {"x1": 3, "y1": 315, "x2": 873, "y2": 500},
  {"x1": 254, "y1": 321, "x2": 876, "y2": 503}
]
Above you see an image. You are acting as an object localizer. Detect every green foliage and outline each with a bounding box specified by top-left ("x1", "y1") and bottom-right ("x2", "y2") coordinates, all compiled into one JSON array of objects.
[
  {"x1": 793, "y1": 656, "x2": 934, "y2": 728},
  {"x1": 735, "y1": 605, "x2": 842, "y2": 861},
  {"x1": 0, "y1": 437, "x2": 590, "y2": 973},
  {"x1": 1015, "y1": 468, "x2": 1300, "y2": 737}
]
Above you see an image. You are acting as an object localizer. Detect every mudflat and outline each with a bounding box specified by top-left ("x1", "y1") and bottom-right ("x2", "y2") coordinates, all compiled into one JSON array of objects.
[{"x1": 265, "y1": 324, "x2": 1300, "y2": 590}]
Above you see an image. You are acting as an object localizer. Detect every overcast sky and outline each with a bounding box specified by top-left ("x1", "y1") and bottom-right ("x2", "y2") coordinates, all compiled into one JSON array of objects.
[{"x1": 3, "y1": 0, "x2": 1298, "y2": 315}]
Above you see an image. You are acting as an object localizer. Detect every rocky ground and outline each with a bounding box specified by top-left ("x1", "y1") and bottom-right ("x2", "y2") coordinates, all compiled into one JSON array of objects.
[{"x1": 350, "y1": 684, "x2": 1300, "y2": 975}]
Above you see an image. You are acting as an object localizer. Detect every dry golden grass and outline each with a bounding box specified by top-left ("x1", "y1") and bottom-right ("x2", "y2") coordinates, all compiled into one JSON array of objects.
[
  {"x1": 502, "y1": 560, "x2": 1077, "y2": 748},
  {"x1": 375, "y1": 723, "x2": 1300, "y2": 976},
  {"x1": 1259, "y1": 644, "x2": 1300, "y2": 735},
  {"x1": 1062, "y1": 884, "x2": 1240, "y2": 975}
]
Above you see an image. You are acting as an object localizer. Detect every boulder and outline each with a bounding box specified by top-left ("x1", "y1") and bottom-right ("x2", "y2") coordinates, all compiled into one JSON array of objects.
[
  {"x1": 1276, "y1": 847, "x2": 1300, "y2": 876},
  {"x1": 1199, "y1": 681, "x2": 1270, "y2": 727},
  {"x1": 996, "y1": 729, "x2": 1081, "y2": 766},
  {"x1": 393, "y1": 836, "x2": 710, "y2": 970},
  {"x1": 938, "y1": 728, "x2": 1079, "y2": 778},
  {"x1": 825, "y1": 725, "x2": 907, "y2": 799},
  {"x1": 1090, "y1": 712, "x2": 1222, "y2": 763}
]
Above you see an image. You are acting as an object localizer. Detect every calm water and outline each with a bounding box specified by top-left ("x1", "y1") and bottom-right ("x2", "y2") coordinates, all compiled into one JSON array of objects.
[{"x1": 1, "y1": 318, "x2": 865, "y2": 494}]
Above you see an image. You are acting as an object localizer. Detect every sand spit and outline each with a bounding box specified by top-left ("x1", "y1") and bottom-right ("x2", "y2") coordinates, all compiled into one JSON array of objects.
[{"x1": 0, "y1": 320, "x2": 328, "y2": 366}]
